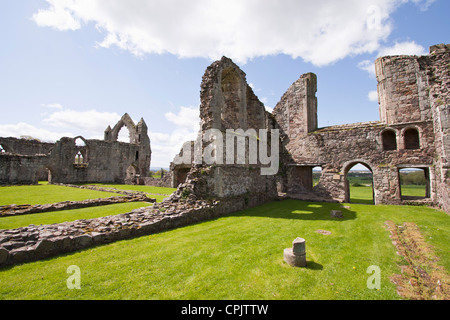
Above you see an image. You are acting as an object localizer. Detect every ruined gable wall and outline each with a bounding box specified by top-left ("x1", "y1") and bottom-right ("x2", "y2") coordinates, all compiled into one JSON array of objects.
[{"x1": 48, "y1": 137, "x2": 148, "y2": 184}]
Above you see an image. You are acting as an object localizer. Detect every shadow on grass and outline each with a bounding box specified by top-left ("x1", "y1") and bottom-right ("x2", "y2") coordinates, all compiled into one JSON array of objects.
[{"x1": 230, "y1": 199, "x2": 357, "y2": 221}]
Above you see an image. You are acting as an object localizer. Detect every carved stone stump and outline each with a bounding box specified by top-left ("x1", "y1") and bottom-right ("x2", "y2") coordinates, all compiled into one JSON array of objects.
[{"x1": 284, "y1": 237, "x2": 306, "y2": 267}]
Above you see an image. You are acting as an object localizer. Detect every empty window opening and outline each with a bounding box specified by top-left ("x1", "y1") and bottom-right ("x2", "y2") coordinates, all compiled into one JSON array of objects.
[
  {"x1": 135, "y1": 150, "x2": 139, "y2": 161},
  {"x1": 0, "y1": 145, "x2": 5, "y2": 153},
  {"x1": 404, "y1": 128, "x2": 420, "y2": 150},
  {"x1": 398, "y1": 168, "x2": 430, "y2": 199},
  {"x1": 382, "y1": 130, "x2": 397, "y2": 151},
  {"x1": 344, "y1": 163, "x2": 374, "y2": 204}
]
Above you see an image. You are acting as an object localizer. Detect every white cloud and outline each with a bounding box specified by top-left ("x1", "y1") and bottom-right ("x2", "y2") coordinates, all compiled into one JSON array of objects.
[
  {"x1": 377, "y1": 41, "x2": 427, "y2": 57},
  {"x1": 0, "y1": 122, "x2": 73, "y2": 142},
  {"x1": 368, "y1": 90, "x2": 379, "y2": 102},
  {"x1": 358, "y1": 60, "x2": 376, "y2": 77},
  {"x1": 165, "y1": 106, "x2": 200, "y2": 132},
  {"x1": 42, "y1": 109, "x2": 122, "y2": 133},
  {"x1": 31, "y1": 0, "x2": 434, "y2": 66},
  {"x1": 358, "y1": 40, "x2": 428, "y2": 77},
  {"x1": 32, "y1": 2, "x2": 81, "y2": 31}
]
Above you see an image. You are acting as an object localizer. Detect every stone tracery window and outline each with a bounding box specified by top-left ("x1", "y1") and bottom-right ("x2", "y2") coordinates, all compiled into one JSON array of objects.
[{"x1": 74, "y1": 151, "x2": 84, "y2": 164}]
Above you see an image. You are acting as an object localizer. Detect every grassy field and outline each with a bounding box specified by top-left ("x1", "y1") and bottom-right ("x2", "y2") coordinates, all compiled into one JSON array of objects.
[
  {"x1": 78, "y1": 183, "x2": 176, "y2": 203},
  {"x1": 0, "y1": 194, "x2": 448, "y2": 300},
  {"x1": 0, "y1": 184, "x2": 124, "y2": 206},
  {"x1": 349, "y1": 185, "x2": 427, "y2": 204},
  {"x1": 0, "y1": 202, "x2": 151, "y2": 230}
]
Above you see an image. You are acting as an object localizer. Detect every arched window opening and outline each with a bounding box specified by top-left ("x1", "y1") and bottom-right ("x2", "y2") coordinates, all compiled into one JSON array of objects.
[
  {"x1": 118, "y1": 126, "x2": 131, "y2": 143},
  {"x1": 75, "y1": 138, "x2": 86, "y2": 147},
  {"x1": 404, "y1": 128, "x2": 420, "y2": 150},
  {"x1": 344, "y1": 162, "x2": 374, "y2": 204},
  {"x1": 382, "y1": 130, "x2": 397, "y2": 151}
]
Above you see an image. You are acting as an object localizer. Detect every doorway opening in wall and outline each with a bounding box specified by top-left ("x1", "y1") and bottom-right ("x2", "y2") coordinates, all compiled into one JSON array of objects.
[
  {"x1": 312, "y1": 166, "x2": 322, "y2": 187},
  {"x1": 344, "y1": 162, "x2": 374, "y2": 204},
  {"x1": 398, "y1": 167, "x2": 430, "y2": 199},
  {"x1": 37, "y1": 167, "x2": 52, "y2": 184}
]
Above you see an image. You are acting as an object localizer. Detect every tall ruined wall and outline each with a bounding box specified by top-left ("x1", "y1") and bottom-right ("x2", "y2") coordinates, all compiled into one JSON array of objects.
[
  {"x1": 427, "y1": 44, "x2": 450, "y2": 212},
  {"x1": 375, "y1": 54, "x2": 431, "y2": 124},
  {"x1": 188, "y1": 57, "x2": 279, "y2": 203}
]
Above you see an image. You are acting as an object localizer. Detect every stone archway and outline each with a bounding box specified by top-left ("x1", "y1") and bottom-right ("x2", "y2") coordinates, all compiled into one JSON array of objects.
[{"x1": 343, "y1": 160, "x2": 374, "y2": 204}]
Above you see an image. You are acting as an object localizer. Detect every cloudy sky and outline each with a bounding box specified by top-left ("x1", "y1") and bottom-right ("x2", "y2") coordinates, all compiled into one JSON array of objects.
[{"x1": 0, "y1": 0, "x2": 448, "y2": 168}]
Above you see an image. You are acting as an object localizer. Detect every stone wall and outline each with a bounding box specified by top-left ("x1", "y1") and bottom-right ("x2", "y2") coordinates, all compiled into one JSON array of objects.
[
  {"x1": 427, "y1": 44, "x2": 450, "y2": 212},
  {"x1": 0, "y1": 113, "x2": 151, "y2": 185},
  {"x1": 0, "y1": 137, "x2": 54, "y2": 156},
  {"x1": 0, "y1": 154, "x2": 48, "y2": 185}
]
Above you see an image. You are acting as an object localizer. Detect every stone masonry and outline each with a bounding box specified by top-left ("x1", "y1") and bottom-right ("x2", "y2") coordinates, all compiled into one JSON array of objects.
[{"x1": 0, "y1": 113, "x2": 151, "y2": 185}]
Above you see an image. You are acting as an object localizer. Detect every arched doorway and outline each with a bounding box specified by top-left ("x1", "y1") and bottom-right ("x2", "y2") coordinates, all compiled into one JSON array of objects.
[{"x1": 343, "y1": 161, "x2": 374, "y2": 204}]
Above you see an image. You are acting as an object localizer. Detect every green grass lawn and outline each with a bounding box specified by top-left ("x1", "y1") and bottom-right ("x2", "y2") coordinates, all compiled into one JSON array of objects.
[
  {"x1": 0, "y1": 184, "x2": 124, "y2": 206},
  {"x1": 349, "y1": 185, "x2": 427, "y2": 204},
  {"x1": 79, "y1": 184, "x2": 176, "y2": 203},
  {"x1": 400, "y1": 185, "x2": 427, "y2": 197},
  {"x1": 1, "y1": 199, "x2": 448, "y2": 300},
  {"x1": 0, "y1": 202, "x2": 151, "y2": 230}
]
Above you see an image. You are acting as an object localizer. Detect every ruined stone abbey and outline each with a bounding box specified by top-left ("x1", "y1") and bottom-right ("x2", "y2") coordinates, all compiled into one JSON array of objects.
[
  {"x1": 0, "y1": 113, "x2": 151, "y2": 185},
  {"x1": 171, "y1": 43, "x2": 450, "y2": 214},
  {"x1": 1, "y1": 44, "x2": 449, "y2": 214}
]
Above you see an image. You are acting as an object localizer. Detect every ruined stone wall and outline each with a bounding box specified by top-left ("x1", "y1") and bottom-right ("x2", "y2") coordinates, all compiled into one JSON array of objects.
[
  {"x1": 194, "y1": 57, "x2": 279, "y2": 204},
  {"x1": 375, "y1": 55, "x2": 431, "y2": 124},
  {"x1": 0, "y1": 114, "x2": 151, "y2": 186},
  {"x1": 48, "y1": 137, "x2": 148, "y2": 184},
  {"x1": 0, "y1": 154, "x2": 48, "y2": 185},
  {"x1": 0, "y1": 137, "x2": 54, "y2": 155},
  {"x1": 271, "y1": 46, "x2": 448, "y2": 209},
  {"x1": 427, "y1": 44, "x2": 450, "y2": 212}
]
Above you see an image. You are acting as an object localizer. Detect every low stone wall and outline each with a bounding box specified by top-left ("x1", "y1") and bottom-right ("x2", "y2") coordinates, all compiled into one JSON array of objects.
[{"x1": 0, "y1": 187, "x2": 271, "y2": 267}]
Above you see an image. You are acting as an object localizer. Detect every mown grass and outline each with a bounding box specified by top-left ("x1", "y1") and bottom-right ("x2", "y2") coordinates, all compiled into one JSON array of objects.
[
  {"x1": 0, "y1": 184, "x2": 124, "y2": 206},
  {"x1": 1, "y1": 199, "x2": 448, "y2": 300},
  {"x1": 349, "y1": 185, "x2": 427, "y2": 204},
  {"x1": 79, "y1": 184, "x2": 176, "y2": 203},
  {"x1": 0, "y1": 202, "x2": 151, "y2": 230}
]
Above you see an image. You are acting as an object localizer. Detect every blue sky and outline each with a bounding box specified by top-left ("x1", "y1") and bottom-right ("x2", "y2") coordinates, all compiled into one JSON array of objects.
[{"x1": 0, "y1": 0, "x2": 448, "y2": 168}]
